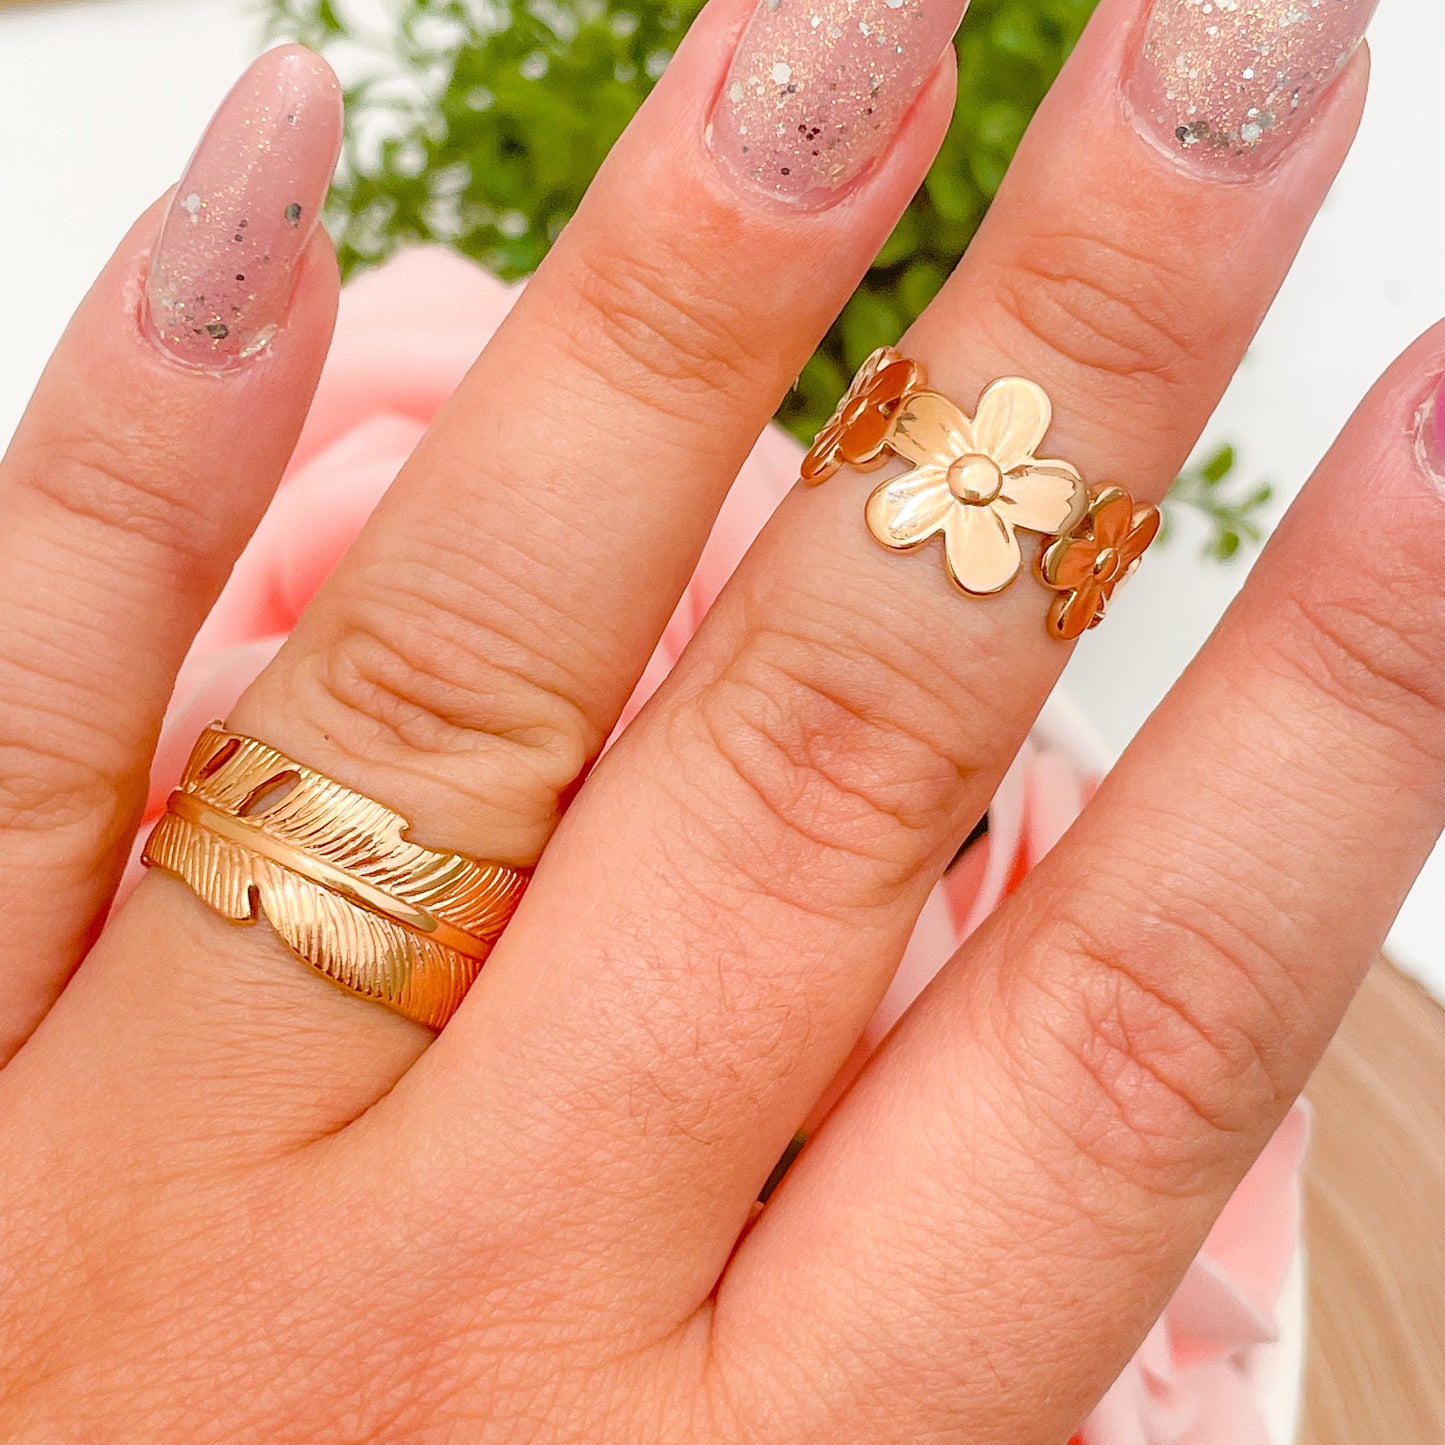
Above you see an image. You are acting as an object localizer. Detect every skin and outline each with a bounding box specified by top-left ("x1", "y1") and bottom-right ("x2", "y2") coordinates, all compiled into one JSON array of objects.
[{"x1": 1, "y1": 0, "x2": 1442, "y2": 1439}]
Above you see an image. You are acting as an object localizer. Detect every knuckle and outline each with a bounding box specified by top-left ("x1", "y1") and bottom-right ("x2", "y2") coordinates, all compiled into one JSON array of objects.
[
  {"x1": 982, "y1": 220, "x2": 1202, "y2": 405},
  {"x1": 1271, "y1": 582, "x2": 1445, "y2": 769},
  {"x1": 0, "y1": 733, "x2": 131, "y2": 846},
  {"x1": 18, "y1": 423, "x2": 212, "y2": 559},
  {"x1": 685, "y1": 618, "x2": 977, "y2": 913},
  {"x1": 283, "y1": 581, "x2": 595, "y2": 833},
  {"x1": 561, "y1": 230, "x2": 769, "y2": 418},
  {"x1": 1010, "y1": 906, "x2": 1286, "y2": 1194}
]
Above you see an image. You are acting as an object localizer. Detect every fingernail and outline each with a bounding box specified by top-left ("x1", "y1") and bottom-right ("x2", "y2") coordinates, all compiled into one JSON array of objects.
[
  {"x1": 1126, "y1": 0, "x2": 1376, "y2": 174},
  {"x1": 1413, "y1": 374, "x2": 1445, "y2": 498},
  {"x1": 707, "y1": 0, "x2": 967, "y2": 208},
  {"x1": 145, "y1": 45, "x2": 343, "y2": 367}
]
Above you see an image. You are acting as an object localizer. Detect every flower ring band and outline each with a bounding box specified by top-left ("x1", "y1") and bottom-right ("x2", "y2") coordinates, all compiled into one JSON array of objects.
[
  {"x1": 803, "y1": 348, "x2": 1159, "y2": 637},
  {"x1": 143, "y1": 725, "x2": 529, "y2": 1030}
]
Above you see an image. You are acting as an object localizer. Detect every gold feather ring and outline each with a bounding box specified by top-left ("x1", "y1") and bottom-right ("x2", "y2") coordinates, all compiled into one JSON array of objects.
[{"x1": 142, "y1": 725, "x2": 529, "y2": 1030}]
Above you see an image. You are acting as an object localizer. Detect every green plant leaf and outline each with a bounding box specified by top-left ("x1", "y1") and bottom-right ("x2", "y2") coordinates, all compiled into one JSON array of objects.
[
  {"x1": 263, "y1": 0, "x2": 1269, "y2": 562},
  {"x1": 1200, "y1": 443, "x2": 1237, "y2": 485}
]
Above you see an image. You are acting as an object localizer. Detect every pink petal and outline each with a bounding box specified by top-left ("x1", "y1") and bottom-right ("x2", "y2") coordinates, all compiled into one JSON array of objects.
[
  {"x1": 198, "y1": 414, "x2": 424, "y2": 650},
  {"x1": 287, "y1": 246, "x2": 521, "y2": 479},
  {"x1": 1197, "y1": 1105, "x2": 1310, "y2": 1319},
  {"x1": 1168, "y1": 1254, "x2": 1280, "y2": 1353}
]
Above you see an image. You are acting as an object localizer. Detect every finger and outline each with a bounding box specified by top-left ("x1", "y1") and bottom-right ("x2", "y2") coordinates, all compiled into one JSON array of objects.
[
  {"x1": 0, "y1": 46, "x2": 341, "y2": 1062},
  {"x1": 386, "y1": 0, "x2": 1373, "y2": 1321},
  {"x1": 31, "y1": 0, "x2": 965, "y2": 1120},
  {"x1": 713, "y1": 318, "x2": 1445, "y2": 1444},
  {"x1": 222, "y1": 0, "x2": 965, "y2": 861}
]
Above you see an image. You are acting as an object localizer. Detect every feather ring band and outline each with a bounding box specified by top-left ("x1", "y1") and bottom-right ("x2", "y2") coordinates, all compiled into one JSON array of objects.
[{"x1": 142, "y1": 725, "x2": 528, "y2": 1030}]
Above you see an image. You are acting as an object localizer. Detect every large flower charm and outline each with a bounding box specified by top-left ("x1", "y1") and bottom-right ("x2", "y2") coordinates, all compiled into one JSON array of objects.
[
  {"x1": 801, "y1": 346, "x2": 922, "y2": 484},
  {"x1": 1040, "y1": 485, "x2": 1161, "y2": 640},
  {"x1": 864, "y1": 376, "x2": 1089, "y2": 596}
]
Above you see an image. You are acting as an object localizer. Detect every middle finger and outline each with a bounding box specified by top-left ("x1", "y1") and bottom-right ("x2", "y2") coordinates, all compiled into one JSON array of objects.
[{"x1": 391, "y1": 0, "x2": 1376, "y2": 1322}]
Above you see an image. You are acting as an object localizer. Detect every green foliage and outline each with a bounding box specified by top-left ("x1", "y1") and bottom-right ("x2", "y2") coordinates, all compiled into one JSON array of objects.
[
  {"x1": 262, "y1": 0, "x2": 1090, "y2": 438},
  {"x1": 265, "y1": 0, "x2": 696, "y2": 281},
  {"x1": 1165, "y1": 443, "x2": 1275, "y2": 563},
  {"x1": 262, "y1": 0, "x2": 1267, "y2": 558}
]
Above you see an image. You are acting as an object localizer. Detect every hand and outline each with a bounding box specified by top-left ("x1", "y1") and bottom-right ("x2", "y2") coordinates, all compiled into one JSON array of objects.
[{"x1": 1, "y1": 0, "x2": 1432, "y2": 1440}]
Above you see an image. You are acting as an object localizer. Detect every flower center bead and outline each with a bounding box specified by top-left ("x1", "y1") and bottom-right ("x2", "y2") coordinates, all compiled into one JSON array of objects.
[
  {"x1": 947, "y1": 453, "x2": 1003, "y2": 505},
  {"x1": 1092, "y1": 546, "x2": 1122, "y2": 583}
]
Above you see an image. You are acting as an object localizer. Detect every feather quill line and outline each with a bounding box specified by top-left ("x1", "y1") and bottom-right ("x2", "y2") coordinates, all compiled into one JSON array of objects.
[{"x1": 167, "y1": 791, "x2": 491, "y2": 960}]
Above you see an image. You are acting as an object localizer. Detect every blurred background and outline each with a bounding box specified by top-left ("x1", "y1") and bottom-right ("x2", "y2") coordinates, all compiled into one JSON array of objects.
[{"x1": 1, "y1": 0, "x2": 1442, "y2": 1004}]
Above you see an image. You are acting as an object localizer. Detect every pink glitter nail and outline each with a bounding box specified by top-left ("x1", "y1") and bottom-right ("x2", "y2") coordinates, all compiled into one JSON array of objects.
[
  {"x1": 145, "y1": 45, "x2": 343, "y2": 367},
  {"x1": 1126, "y1": 0, "x2": 1376, "y2": 174},
  {"x1": 708, "y1": 0, "x2": 968, "y2": 208}
]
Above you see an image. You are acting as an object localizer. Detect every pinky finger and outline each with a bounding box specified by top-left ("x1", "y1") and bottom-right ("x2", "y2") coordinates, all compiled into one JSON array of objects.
[
  {"x1": 711, "y1": 321, "x2": 1445, "y2": 1443},
  {"x1": 0, "y1": 46, "x2": 341, "y2": 1062}
]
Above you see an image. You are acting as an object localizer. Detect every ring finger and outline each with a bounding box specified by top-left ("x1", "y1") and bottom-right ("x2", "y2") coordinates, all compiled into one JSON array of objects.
[{"x1": 27, "y1": 0, "x2": 967, "y2": 1120}]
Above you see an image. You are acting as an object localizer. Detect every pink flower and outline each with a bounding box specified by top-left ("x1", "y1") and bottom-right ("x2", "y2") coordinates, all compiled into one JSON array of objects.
[{"x1": 127, "y1": 248, "x2": 1306, "y2": 1444}]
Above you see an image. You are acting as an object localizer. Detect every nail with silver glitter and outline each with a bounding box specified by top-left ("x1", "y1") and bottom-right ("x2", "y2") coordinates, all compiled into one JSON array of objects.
[
  {"x1": 1126, "y1": 0, "x2": 1376, "y2": 174},
  {"x1": 707, "y1": 0, "x2": 970, "y2": 207},
  {"x1": 145, "y1": 45, "x2": 342, "y2": 367}
]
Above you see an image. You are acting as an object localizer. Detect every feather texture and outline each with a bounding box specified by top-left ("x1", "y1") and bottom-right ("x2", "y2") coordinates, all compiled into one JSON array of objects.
[{"x1": 143, "y1": 726, "x2": 528, "y2": 1029}]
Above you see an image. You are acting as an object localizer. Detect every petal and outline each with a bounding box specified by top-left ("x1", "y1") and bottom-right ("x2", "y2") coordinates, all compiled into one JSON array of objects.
[
  {"x1": 1048, "y1": 584, "x2": 1104, "y2": 641},
  {"x1": 972, "y1": 377, "x2": 1051, "y2": 472},
  {"x1": 800, "y1": 441, "x2": 839, "y2": 484},
  {"x1": 869, "y1": 357, "x2": 920, "y2": 407},
  {"x1": 890, "y1": 391, "x2": 973, "y2": 468},
  {"x1": 943, "y1": 504, "x2": 1022, "y2": 595},
  {"x1": 865, "y1": 468, "x2": 953, "y2": 548},
  {"x1": 800, "y1": 416, "x2": 849, "y2": 482},
  {"x1": 1091, "y1": 485, "x2": 1137, "y2": 550},
  {"x1": 1040, "y1": 535, "x2": 1098, "y2": 591},
  {"x1": 995, "y1": 462, "x2": 1088, "y2": 536},
  {"x1": 800, "y1": 452, "x2": 838, "y2": 484},
  {"x1": 1121, "y1": 501, "x2": 1162, "y2": 565},
  {"x1": 838, "y1": 406, "x2": 895, "y2": 463},
  {"x1": 855, "y1": 346, "x2": 893, "y2": 388},
  {"x1": 813, "y1": 416, "x2": 845, "y2": 454}
]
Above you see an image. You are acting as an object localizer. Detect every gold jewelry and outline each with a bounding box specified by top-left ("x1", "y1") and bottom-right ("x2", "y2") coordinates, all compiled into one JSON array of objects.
[
  {"x1": 1040, "y1": 484, "x2": 1162, "y2": 641},
  {"x1": 143, "y1": 725, "x2": 528, "y2": 1030},
  {"x1": 803, "y1": 348, "x2": 1159, "y2": 634}
]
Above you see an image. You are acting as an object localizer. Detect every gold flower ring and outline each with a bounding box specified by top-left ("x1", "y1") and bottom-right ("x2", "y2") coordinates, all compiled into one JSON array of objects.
[
  {"x1": 1041, "y1": 485, "x2": 1162, "y2": 641},
  {"x1": 805, "y1": 348, "x2": 1159, "y2": 635}
]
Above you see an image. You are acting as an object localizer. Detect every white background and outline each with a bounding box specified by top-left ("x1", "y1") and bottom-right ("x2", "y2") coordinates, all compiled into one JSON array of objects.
[{"x1": 1, "y1": 0, "x2": 1442, "y2": 999}]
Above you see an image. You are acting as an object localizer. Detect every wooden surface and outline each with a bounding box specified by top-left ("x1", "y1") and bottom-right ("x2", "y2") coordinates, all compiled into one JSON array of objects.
[{"x1": 1300, "y1": 960, "x2": 1445, "y2": 1443}]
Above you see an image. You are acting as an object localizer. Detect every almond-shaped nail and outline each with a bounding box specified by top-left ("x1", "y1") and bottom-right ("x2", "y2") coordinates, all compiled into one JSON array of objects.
[
  {"x1": 1126, "y1": 0, "x2": 1375, "y2": 174},
  {"x1": 145, "y1": 45, "x2": 343, "y2": 367},
  {"x1": 707, "y1": 0, "x2": 968, "y2": 208}
]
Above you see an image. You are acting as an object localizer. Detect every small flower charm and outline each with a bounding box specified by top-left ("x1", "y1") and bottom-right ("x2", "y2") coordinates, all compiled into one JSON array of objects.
[
  {"x1": 864, "y1": 376, "x2": 1089, "y2": 596},
  {"x1": 1040, "y1": 485, "x2": 1161, "y2": 640},
  {"x1": 801, "y1": 346, "x2": 922, "y2": 484}
]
